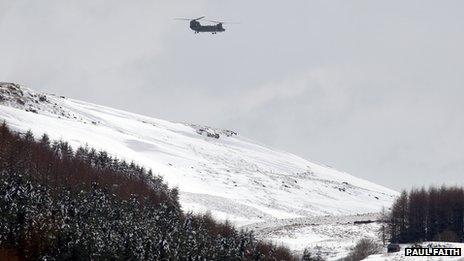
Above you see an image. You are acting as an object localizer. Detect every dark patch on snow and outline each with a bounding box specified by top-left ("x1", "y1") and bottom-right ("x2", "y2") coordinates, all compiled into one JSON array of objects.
[{"x1": 187, "y1": 124, "x2": 237, "y2": 139}]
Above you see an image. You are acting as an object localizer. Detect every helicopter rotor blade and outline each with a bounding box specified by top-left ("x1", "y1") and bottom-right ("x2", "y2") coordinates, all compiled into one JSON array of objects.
[
  {"x1": 204, "y1": 19, "x2": 240, "y2": 24},
  {"x1": 174, "y1": 18, "x2": 193, "y2": 21},
  {"x1": 174, "y1": 16, "x2": 205, "y2": 21}
]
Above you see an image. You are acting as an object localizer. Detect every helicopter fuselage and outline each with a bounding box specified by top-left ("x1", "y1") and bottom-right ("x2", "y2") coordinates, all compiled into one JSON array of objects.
[{"x1": 190, "y1": 20, "x2": 225, "y2": 34}]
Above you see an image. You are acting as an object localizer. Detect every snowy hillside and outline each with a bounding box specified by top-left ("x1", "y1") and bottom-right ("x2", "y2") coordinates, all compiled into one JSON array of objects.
[
  {"x1": 0, "y1": 82, "x2": 396, "y2": 226},
  {"x1": 244, "y1": 213, "x2": 385, "y2": 260}
]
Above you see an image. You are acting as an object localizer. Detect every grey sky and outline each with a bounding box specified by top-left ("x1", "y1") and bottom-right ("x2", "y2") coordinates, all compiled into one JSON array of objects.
[{"x1": 1, "y1": 0, "x2": 463, "y2": 190}]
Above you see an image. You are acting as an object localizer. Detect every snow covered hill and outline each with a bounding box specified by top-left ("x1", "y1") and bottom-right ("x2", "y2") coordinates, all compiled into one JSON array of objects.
[{"x1": 0, "y1": 82, "x2": 397, "y2": 226}]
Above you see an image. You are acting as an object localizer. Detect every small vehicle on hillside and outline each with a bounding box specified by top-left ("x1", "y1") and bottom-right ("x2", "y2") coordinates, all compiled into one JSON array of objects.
[{"x1": 387, "y1": 243, "x2": 401, "y2": 253}]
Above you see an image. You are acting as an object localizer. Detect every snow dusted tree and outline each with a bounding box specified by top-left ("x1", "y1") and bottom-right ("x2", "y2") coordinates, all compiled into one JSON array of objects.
[
  {"x1": 377, "y1": 207, "x2": 390, "y2": 245},
  {"x1": 0, "y1": 123, "x2": 297, "y2": 260}
]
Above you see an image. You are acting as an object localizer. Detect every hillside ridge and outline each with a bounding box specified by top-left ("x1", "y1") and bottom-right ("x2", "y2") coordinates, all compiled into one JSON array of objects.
[{"x1": 0, "y1": 82, "x2": 397, "y2": 225}]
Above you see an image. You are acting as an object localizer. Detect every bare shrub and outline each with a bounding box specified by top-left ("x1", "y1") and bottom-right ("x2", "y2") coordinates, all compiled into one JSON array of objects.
[
  {"x1": 302, "y1": 248, "x2": 325, "y2": 261},
  {"x1": 344, "y1": 238, "x2": 381, "y2": 261}
]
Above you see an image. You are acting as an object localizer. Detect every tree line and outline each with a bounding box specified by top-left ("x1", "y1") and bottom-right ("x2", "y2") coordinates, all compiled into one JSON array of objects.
[
  {"x1": 0, "y1": 122, "x2": 297, "y2": 260},
  {"x1": 388, "y1": 186, "x2": 464, "y2": 243}
]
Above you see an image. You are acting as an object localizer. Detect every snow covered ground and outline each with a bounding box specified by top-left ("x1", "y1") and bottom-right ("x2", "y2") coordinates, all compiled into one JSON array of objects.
[
  {"x1": 0, "y1": 83, "x2": 398, "y2": 255},
  {"x1": 242, "y1": 213, "x2": 383, "y2": 260}
]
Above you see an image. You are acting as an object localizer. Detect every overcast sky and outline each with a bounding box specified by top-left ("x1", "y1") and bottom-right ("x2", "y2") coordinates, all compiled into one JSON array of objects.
[{"x1": 1, "y1": 0, "x2": 463, "y2": 190}]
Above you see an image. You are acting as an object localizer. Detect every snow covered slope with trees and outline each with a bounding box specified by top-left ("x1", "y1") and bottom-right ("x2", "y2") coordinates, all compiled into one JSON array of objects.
[{"x1": 0, "y1": 82, "x2": 396, "y2": 225}]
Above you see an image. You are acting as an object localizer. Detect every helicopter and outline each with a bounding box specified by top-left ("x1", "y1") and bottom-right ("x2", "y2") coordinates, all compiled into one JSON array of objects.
[{"x1": 174, "y1": 16, "x2": 237, "y2": 34}]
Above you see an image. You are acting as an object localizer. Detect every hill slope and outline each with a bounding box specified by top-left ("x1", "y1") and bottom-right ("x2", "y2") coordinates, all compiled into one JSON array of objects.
[{"x1": 0, "y1": 82, "x2": 396, "y2": 225}]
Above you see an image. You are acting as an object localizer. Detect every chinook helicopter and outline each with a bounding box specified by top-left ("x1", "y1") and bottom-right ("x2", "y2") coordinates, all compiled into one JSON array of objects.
[{"x1": 174, "y1": 16, "x2": 238, "y2": 34}]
